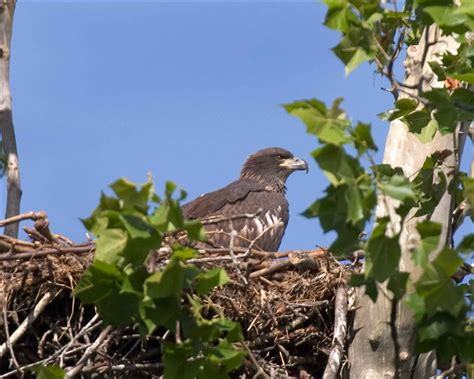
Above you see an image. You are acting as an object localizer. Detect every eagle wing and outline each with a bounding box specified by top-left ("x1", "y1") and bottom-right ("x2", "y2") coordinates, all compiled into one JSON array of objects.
[
  {"x1": 182, "y1": 179, "x2": 266, "y2": 219},
  {"x1": 182, "y1": 179, "x2": 289, "y2": 251}
]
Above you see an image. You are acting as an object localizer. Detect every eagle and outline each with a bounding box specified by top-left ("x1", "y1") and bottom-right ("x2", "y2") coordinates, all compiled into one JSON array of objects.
[{"x1": 182, "y1": 147, "x2": 308, "y2": 251}]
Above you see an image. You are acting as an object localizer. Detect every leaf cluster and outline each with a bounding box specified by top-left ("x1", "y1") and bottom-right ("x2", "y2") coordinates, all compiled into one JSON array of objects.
[
  {"x1": 75, "y1": 178, "x2": 245, "y2": 379},
  {"x1": 285, "y1": 91, "x2": 473, "y2": 362},
  {"x1": 306, "y1": 0, "x2": 474, "y2": 364}
]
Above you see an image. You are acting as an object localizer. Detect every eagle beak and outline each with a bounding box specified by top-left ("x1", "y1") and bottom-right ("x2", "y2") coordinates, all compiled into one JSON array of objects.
[{"x1": 280, "y1": 156, "x2": 309, "y2": 173}]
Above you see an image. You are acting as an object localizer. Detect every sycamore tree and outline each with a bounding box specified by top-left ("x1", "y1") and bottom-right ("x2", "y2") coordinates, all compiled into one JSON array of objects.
[{"x1": 283, "y1": 0, "x2": 474, "y2": 377}]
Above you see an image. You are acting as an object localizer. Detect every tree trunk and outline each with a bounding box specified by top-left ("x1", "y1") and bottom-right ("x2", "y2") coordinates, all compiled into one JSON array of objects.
[
  {"x1": 348, "y1": 26, "x2": 466, "y2": 378},
  {"x1": 0, "y1": 0, "x2": 20, "y2": 238}
]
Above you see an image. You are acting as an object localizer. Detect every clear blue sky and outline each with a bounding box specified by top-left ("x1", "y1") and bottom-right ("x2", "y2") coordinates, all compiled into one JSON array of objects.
[{"x1": 2, "y1": 2, "x2": 469, "y2": 250}]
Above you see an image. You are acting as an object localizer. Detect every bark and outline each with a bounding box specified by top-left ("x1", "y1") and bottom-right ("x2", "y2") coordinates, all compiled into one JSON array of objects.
[
  {"x1": 0, "y1": 0, "x2": 20, "y2": 238},
  {"x1": 348, "y1": 26, "x2": 467, "y2": 378}
]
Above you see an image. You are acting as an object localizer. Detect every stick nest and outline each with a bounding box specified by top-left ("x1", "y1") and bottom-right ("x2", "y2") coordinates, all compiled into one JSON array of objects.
[{"x1": 0, "y1": 212, "x2": 354, "y2": 378}]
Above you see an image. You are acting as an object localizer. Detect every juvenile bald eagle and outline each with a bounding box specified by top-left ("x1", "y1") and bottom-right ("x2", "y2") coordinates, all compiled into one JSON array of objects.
[{"x1": 182, "y1": 147, "x2": 308, "y2": 251}]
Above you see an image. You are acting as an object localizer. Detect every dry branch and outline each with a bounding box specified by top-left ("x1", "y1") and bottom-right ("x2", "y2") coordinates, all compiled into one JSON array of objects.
[
  {"x1": 322, "y1": 286, "x2": 348, "y2": 379},
  {"x1": 0, "y1": 289, "x2": 58, "y2": 358}
]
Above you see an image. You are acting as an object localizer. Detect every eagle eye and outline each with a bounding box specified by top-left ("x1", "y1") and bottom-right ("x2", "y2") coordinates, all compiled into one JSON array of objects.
[{"x1": 276, "y1": 155, "x2": 282, "y2": 160}]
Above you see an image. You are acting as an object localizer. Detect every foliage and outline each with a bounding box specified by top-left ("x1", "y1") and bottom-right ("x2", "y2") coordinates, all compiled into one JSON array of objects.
[
  {"x1": 285, "y1": 0, "x2": 474, "y2": 367},
  {"x1": 75, "y1": 178, "x2": 245, "y2": 379}
]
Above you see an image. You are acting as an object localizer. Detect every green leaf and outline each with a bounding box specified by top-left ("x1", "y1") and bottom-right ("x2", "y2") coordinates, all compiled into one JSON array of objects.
[
  {"x1": 145, "y1": 260, "x2": 189, "y2": 299},
  {"x1": 405, "y1": 292, "x2": 426, "y2": 322},
  {"x1": 403, "y1": 107, "x2": 431, "y2": 134},
  {"x1": 323, "y1": 0, "x2": 353, "y2": 33},
  {"x1": 75, "y1": 260, "x2": 122, "y2": 303},
  {"x1": 388, "y1": 98, "x2": 418, "y2": 121},
  {"x1": 413, "y1": 221, "x2": 442, "y2": 267},
  {"x1": 433, "y1": 105, "x2": 458, "y2": 134},
  {"x1": 378, "y1": 174, "x2": 415, "y2": 201},
  {"x1": 415, "y1": 119, "x2": 438, "y2": 143},
  {"x1": 450, "y1": 72, "x2": 474, "y2": 83},
  {"x1": 387, "y1": 272, "x2": 410, "y2": 300},
  {"x1": 195, "y1": 268, "x2": 230, "y2": 295},
  {"x1": 95, "y1": 228, "x2": 128, "y2": 265},
  {"x1": 461, "y1": 176, "x2": 474, "y2": 206},
  {"x1": 163, "y1": 341, "x2": 201, "y2": 379},
  {"x1": 351, "y1": 122, "x2": 377, "y2": 154},
  {"x1": 365, "y1": 218, "x2": 401, "y2": 282},
  {"x1": 208, "y1": 340, "x2": 246, "y2": 372},
  {"x1": 144, "y1": 297, "x2": 181, "y2": 331},
  {"x1": 118, "y1": 214, "x2": 161, "y2": 265},
  {"x1": 184, "y1": 219, "x2": 206, "y2": 241},
  {"x1": 312, "y1": 145, "x2": 362, "y2": 185},
  {"x1": 110, "y1": 177, "x2": 154, "y2": 212},
  {"x1": 346, "y1": 182, "x2": 364, "y2": 223},
  {"x1": 172, "y1": 246, "x2": 199, "y2": 261},
  {"x1": 456, "y1": 234, "x2": 474, "y2": 255},
  {"x1": 424, "y1": 6, "x2": 468, "y2": 27},
  {"x1": 332, "y1": 26, "x2": 376, "y2": 74},
  {"x1": 284, "y1": 98, "x2": 351, "y2": 146},
  {"x1": 431, "y1": 247, "x2": 463, "y2": 278},
  {"x1": 31, "y1": 365, "x2": 65, "y2": 379}
]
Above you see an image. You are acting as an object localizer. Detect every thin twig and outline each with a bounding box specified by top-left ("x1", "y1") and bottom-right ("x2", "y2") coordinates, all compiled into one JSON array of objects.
[
  {"x1": 0, "y1": 244, "x2": 95, "y2": 261},
  {"x1": 0, "y1": 288, "x2": 58, "y2": 358},
  {"x1": 241, "y1": 341, "x2": 271, "y2": 379},
  {"x1": 65, "y1": 325, "x2": 113, "y2": 378},
  {"x1": 2, "y1": 288, "x2": 21, "y2": 371},
  {"x1": 435, "y1": 362, "x2": 466, "y2": 379},
  {"x1": 0, "y1": 211, "x2": 46, "y2": 227}
]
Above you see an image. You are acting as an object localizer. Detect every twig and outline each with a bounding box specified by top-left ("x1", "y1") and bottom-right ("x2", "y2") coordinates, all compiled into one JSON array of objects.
[
  {"x1": 0, "y1": 244, "x2": 95, "y2": 261},
  {"x1": 2, "y1": 288, "x2": 20, "y2": 371},
  {"x1": 240, "y1": 341, "x2": 271, "y2": 379},
  {"x1": 0, "y1": 211, "x2": 46, "y2": 227},
  {"x1": 0, "y1": 288, "x2": 58, "y2": 358},
  {"x1": 322, "y1": 286, "x2": 348, "y2": 379},
  {"x1": 228, "y1": 225, "x2": 248, "y2": 285},
  {"x1": 435, "y1": 362, "x2": 466, "y2": 379},
  {"x1": 81, "y1": 362, "x2": 164, "y2": 374},
  {"x1": 65, "y1": 325, "x2": 113, "y2": 378},
  {"x1": 58, "y1": 314, "x2": 102, "y2": 365}
]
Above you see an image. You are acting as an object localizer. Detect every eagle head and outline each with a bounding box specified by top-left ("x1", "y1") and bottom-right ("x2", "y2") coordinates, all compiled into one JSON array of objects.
[{"x1": 240, "y1": 147, "x2": 308, "y2": 189}]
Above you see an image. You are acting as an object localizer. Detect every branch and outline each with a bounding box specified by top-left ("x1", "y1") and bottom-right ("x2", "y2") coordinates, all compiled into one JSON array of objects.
[
  {"x1": 0, "y1": 243, "x2": 95, "y2": 261},
  {"x1": 435, "y1": 362, "x2": 466, "y2": 379},
  {"x1": 322, "y1": 286, "x2": 348, "y2": 379},
  {"x1": 0, "y1": 288, "x2": 57, "y2": 358},
  {"x1": 0, "y1": 0, "x2": 20, "y2": 238},
  {"x1": 65, "y1": 325, "x2": 113, "y2": 378}
]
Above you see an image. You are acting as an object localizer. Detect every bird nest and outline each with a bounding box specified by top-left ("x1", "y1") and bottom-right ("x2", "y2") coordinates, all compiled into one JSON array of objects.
[{"x1": 0, "y1": 212, "x2": 355, "y2": 378}]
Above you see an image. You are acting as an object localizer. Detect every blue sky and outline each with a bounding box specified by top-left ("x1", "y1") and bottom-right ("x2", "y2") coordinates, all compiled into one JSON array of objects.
[{"x1": 2, "y1": 2, "x2": 470, "y2": 250}]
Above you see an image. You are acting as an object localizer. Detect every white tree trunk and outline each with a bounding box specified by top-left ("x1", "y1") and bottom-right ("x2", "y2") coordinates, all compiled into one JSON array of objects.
[
  {"x1": 0, "y1": 0, "x2": 21, "y2": 238},
  {"x1": 348, "y1": 26, "x2": 466, "y2": 378}
]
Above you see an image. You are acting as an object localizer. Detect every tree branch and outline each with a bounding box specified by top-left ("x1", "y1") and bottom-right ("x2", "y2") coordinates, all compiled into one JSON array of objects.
[
  {"x1": 0, "y1": 0, "x2": 20, "y2": 238},
  {"x1": 322, "y1": 286, "x2": 348, "y2": 379},
  {"x1": 0, "y1": 288, "x2": 57, "y2": 358}
]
